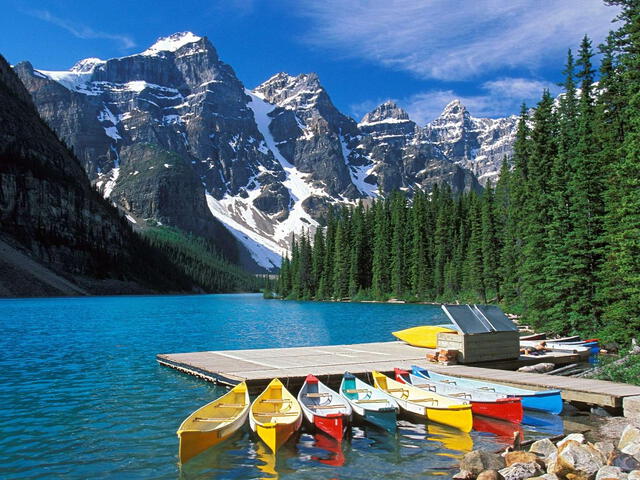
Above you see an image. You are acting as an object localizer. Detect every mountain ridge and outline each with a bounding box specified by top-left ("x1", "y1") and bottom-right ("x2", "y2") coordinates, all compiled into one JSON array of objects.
[{"x1": 13, "y1": 32, "x2": 518, "y2": 270}]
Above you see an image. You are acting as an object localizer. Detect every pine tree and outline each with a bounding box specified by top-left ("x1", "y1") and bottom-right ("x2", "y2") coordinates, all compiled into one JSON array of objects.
[
  {"x1": 520, "y1": 90, "x2": 558, "y2": 327},
  {"x1": 348, "y1": 202, "x2": 367, "y2": 297},
  {"x1": 371, "y1": 199, "x2": 390, "y2": 299},
  {"x1": 481, "y1": 183, "x2": 500, "y2": 302},
  {"x1": 501, "y1": 105, "x2": 531, "y2": 307},
  {"x1": 600, "y1": 1, "x2": 640, "y2": 341},
  {"x1": 332, "y1": 215, "x2": 350, "y2": 299},
  {"x1": 311, "y1": 227, "x2": 325, "y2": 297},
  {"x1": 390, "y1": 192, "x2": 407, "y2": 297},
  {"x1": 564, "y1": 35, "x2": 605, "y2": 334},
  {"x1": 464, "y1": 193, "x2": 486, "y2": 302}
]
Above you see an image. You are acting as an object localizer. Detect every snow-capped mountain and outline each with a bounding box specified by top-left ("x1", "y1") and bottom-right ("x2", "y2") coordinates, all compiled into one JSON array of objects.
[{"x1": 14, "y1": 32, "x2": 518, "y2": 271}]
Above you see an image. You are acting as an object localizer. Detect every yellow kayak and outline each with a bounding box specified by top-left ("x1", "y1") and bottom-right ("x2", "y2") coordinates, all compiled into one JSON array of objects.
[
  {"x1": 392, "y1": 325, "x2": 457, "y2": 348},
  {"x1": 177, "y1": 381, "x2": 250, "y2": 464},
  {"x1": 372, "y1": 371, "x2": 472, "y2": 432},
  {"x1": 250, "y1": 378, "x2": 303, "y2": 452}
]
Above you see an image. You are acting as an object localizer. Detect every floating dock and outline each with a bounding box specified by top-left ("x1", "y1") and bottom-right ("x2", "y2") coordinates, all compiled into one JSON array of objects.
[{"x1": 155, "y1": 340, "x2": 640, "y2": 410}]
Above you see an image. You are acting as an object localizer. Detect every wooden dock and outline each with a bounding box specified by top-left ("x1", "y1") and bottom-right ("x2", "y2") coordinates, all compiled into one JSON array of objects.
[{"x1": 156, "y1": 340, "x2": 627, "y2": 402}]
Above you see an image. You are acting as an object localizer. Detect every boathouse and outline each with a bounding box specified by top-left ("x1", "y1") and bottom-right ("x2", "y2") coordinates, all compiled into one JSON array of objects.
[{"x1": 437, "y1": 304, "x2": 520, "y2": 363}]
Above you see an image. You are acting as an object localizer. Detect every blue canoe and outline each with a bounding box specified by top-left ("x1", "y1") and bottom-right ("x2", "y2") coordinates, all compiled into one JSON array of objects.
[
  {"x1": 340, "y1": 372, "x2": 398, "y2": 433},
  {"x1": 412, "y1": 366, "x2": 563, "y2": 415}
]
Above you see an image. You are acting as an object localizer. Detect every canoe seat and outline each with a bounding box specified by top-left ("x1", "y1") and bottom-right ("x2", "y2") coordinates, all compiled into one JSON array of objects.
[
  {"x1": 254, "y1": 412, "x2": 299, "y2": 416},
  {"x1": 195, "y1": 416, "x2": 235, "y2": 422},
  {"x1": 387, "y1": 388, "x2": 407, "y2": 393},
  {"x1": 479, "y1": 387, "x2": 496, "y2": 391},
  {"x1": 345, "y1": 389, "x2": 370, "y2": 393},
  {"x1": 355, "y1": 399, "x2": 388, "y2": 404},
  {"x1": 217, "y1": 403, "x2": 246, "y2": 407},
  {"x1": 441, "y1": 380, "x2": 457, "y2": 384},
  {"x1": 413, "y1": 383, "x2": 437, "y2": 392},
  {"x1": 449, "y1": 393, "x2": 472, "y2": 398},
  {"x1": 413, "y1": 398, "x2": 439, "y2": 404},
  {"x1": 304, "y1": 393, "x2": 330, "y2": 398},
  {"x1": 307, "y1": 404, "x2": 342, "y2": 409},
  {"x1": 260, "y1": 399, "x2": 291, "y2": 403}
]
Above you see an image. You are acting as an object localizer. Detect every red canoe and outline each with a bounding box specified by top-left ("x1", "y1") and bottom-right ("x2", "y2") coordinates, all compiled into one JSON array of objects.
[
  {"x1": 297, "y1": 375, "x2": 353, "y2": 440},
  {"x1": 395, "y1": 368, "x2": 523, "y2": 423}
]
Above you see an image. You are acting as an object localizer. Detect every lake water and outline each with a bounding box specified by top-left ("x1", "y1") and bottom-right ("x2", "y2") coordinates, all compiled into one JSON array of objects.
[{"x1": 0, "y1": 294, "x2": 564, "y2": 479}]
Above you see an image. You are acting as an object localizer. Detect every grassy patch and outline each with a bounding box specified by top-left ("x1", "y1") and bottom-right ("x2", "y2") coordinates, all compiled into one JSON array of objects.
[{"x1": 594, "y1": 355, "x2": 640, "y2": 386}]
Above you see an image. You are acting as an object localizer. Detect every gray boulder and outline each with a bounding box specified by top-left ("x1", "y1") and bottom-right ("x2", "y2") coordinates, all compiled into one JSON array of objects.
[
  {"x1": 530, "y1": 438, "x2": 559, "y2": 459},
  {"x1": 460, "y1": 450, "x2": 506, "y2": 476},
  {"x1": 549, "y1": 441, "x2": 604, "y2": 479},
  {"x1": 499, "y1": 462, "x2": 543, "y2": 480},
  {"x1": 596, "y1": 466, "x2": 624, "y2": 480}
]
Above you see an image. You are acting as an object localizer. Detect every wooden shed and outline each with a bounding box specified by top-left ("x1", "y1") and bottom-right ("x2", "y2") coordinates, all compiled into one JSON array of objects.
[{"x1": 436, "y1": 304, "x2": 520, "y2": 364}]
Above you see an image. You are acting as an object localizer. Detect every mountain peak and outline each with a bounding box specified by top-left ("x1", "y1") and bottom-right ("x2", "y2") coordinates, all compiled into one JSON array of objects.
[
  {"x1": 142, "y1": 32, "x2": 203, "y2": 56},
  {"x1": 70, "y1": 58, "x2": 105, "y2": 73},
  {"x1": 441, "y1": 99, "x2": 467, "y2": 116},
  {"x1": 360, "y1": 100, "x2": 411, "y2": 125}
]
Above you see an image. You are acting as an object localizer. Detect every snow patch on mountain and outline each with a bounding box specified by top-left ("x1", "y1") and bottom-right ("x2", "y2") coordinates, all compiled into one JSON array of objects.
[
  {"x1": 246, "y1": 90, "x2": 321, "y2": 242},
  {"x1": 142, "y1": 32, "x2": 202, "y2": 56},
  {"x1": 205, "y1": 193, "x2": 282, "y2": 270}
]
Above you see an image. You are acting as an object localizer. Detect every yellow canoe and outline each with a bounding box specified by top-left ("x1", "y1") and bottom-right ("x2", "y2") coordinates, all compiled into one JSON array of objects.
[
  {"x1": 250, "y1": 378, "x2": 303, "y2": 452},
  {"x1": 177, "y1": 381, "x2": 250, "y2": 464},
  {"x1": 372, "y1": 371, "x2": 472, "y2": 432},
  {"x1": 392, "y1": 325, "x2": 457, "y2": 348}
]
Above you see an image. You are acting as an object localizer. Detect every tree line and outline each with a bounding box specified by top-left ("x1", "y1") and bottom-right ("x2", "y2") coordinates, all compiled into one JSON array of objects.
[
  {"x1": 275, "y1": 1, "x2": 639, "y2": 343},
  {"x1": 144, "y1": 227, "x2": 263, "y2": 293}
]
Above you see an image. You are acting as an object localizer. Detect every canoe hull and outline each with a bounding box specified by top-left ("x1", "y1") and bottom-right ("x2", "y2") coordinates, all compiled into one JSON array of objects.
[
  {"x1": 340, "y1": 372, "x2": 398, "y2": 433},
  {"x1": 253, "y1": 418, "x2": 302, "y2": 453},
  {"x1": 471, "y1": 398, "x2": 523, "y2": 423},
  {"x1": 392, "y1": 325, "x2": 457, "y2": 348},
  {"x1": 362, "y1": 407, "x2": 397, "y2": 433},
  {"x1": 417, "y1": 367, "x2": 563, "y2": 415},
  {"x1": 514, "y1": 391, "x2": 563, "y2": 415},
  {"x1": 177, "y1": 382, "x2": 250, "y2": 464},
  {"x1": 179, "y1": 412, "x2": 247, "y2": 464},
  {"x1": 404, "y1": 367, "x2": 523, "y2": 423},
  {"x1": 298, "y1": 375, "x2": 352, "y2": 441},
  {"x1": 314, "y1": 413, "x2": 348, "y2": 440},
  {"x1": 373, "y1": 371, "x2": 472, "y2": 433},
  {"x1": 250, "y1": 378, "x2": 303, "y2": 453}
]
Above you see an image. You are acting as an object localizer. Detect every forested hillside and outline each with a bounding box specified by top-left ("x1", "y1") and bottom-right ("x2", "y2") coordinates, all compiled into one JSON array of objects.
[{"x1": 276, "y1": 0, "x2": 640, "y2": 344}]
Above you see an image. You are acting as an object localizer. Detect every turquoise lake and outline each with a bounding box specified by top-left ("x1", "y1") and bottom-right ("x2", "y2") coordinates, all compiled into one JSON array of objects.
[{"x1": 0, "y1": 294, "x2": 564, "y2": 479}]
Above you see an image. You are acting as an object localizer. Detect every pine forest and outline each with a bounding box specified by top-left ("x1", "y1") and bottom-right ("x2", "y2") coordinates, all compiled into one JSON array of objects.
[{"x1": 275, "y1": 1, "x2": 640, "y2": 344}]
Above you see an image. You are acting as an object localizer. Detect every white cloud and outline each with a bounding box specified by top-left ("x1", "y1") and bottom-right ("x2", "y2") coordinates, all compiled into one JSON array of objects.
[
  {"x1": 359, "y1": 77, "x2": 560, "y2": 125},
  {"x1": 293, "y1": 0, "x2": 618, "y2": 80},
  {"x1": 28, "y1": 10, "x2": 135, "y2": 49}
]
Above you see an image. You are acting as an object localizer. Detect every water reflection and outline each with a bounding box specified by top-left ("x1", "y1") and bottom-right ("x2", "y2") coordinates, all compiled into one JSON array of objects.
[
  {"x1": 177, "y1": 413, "x2": 564, "y2": 479},
  {"x1": 522, "y1": 411, "x2": 564, "y2": 437},
  {"x1": 473, "y1": 416, "x2": 525, "y2": 444}
]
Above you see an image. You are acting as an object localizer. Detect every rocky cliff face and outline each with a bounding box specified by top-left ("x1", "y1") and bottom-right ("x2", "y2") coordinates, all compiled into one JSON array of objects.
[
  {"x1": 0, "y1": 53, "x2": 190, "y2": 295},
  {"x1": 14, "y1": 32, "x2": 518, "y2": 270}
]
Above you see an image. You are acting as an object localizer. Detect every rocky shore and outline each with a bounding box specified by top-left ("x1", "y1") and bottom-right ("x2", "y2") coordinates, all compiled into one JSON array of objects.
[{"x1": 454, "y1": 423, "x2": 640, "y2": 480}]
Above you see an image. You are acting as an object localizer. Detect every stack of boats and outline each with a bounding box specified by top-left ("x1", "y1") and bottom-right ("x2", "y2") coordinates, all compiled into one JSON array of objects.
[{"x1": 177, "y1": 368, "x2": 563, "y2": 464}]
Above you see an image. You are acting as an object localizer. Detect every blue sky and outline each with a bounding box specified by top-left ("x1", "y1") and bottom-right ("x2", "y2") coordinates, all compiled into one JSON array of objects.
[{"x1": 1, "y1": 0, "x2": 619, "y2": 124}]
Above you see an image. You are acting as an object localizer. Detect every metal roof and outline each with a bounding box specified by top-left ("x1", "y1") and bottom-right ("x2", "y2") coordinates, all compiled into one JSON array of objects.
[{"x1": 441, "y1": 304, "x2": 517, "y2": 334}]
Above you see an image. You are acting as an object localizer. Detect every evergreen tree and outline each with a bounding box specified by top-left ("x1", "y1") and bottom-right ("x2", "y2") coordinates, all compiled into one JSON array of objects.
[
  {"x1": 600, "y1": 0, "x2": 640, "y2": 341},
  {"x1": 390, "y1": 192, "x2": 407, "y2": 297},
  {"x1": 332, "y1": 216, "x2": 350, "y2": 299},
  {"x1": 520, "y1": 90, "x2": 558, "y2": 327},
  {"x1": 371, "y1": 199, "x2": 390, "y2": 298},
  {"x1": 565, "y1": 35, "x2": 605, "y2": 334},
  {"x1": 481, "y1": 183, "x2": 500, "y2": 301}
]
